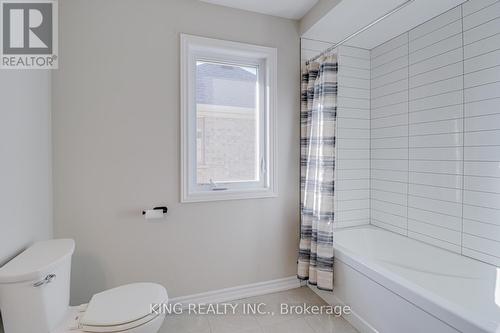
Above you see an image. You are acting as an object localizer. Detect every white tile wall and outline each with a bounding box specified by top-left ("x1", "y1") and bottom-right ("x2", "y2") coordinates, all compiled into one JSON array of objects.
[
  {"x1": 301, "y1": 40, "x2": 371, "y2": 228},
  {"x1": 370, "y1": 33, "x2": 409, "y2": 235},
  {"x1": 369, "y1": 0, "x2": 500, "y2": 267},
  {"x1": 337, "y1": 45, "x2": 371, "y2": 228},
  {"x1": 463, "y1": 0, "x2": 500, "y2": 266}
]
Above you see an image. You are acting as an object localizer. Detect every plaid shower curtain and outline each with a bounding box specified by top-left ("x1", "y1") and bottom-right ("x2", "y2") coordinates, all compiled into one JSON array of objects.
[{"x1": 297, "y1": 55, "x2": 338, "y2": 291}]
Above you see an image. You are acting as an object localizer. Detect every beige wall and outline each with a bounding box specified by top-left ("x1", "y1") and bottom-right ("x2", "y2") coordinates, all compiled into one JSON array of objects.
[
  {"x1": 0, "y1": 71, "x2": 52, "y2": 266},
  {"x1": 53, "y1": 0, "x2": 300, "y2": 304}
]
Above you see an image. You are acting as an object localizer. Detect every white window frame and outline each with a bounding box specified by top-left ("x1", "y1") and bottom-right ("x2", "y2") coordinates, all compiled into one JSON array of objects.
[{"x1": 180, "y1": 34, "x2": 277, "y2": 203}]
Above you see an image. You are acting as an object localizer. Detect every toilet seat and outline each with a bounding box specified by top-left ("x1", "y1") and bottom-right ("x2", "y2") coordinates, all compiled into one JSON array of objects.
[{"x1": 77, "y1": 283, "x2": 168, "y2": 333}]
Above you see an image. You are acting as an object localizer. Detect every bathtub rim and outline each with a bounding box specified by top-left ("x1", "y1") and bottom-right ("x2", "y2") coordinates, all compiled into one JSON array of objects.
[{"x1": 332, "y1": 225, "x2": 497, "y2": 333}]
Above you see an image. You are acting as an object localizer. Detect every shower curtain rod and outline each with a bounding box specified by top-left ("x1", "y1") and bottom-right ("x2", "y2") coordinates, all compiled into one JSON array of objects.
[{"x1": 305, "y1": 0, "x2": 415, "y2": 64}]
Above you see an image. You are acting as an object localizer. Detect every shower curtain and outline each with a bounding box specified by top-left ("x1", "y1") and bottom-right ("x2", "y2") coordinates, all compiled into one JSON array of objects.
[{"x1": 297, "y1": 55, "x2": 338, "y2": 291}]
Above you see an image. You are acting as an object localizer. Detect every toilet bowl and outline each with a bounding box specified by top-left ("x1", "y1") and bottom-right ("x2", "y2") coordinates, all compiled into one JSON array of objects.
[{"x1": 0, "y1": 239, "x2": 168, "y2": 333}]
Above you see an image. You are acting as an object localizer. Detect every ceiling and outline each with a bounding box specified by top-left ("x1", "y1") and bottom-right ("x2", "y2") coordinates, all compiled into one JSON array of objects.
[
  {"x1": 199, "y1": 0, "x2": 319, "y2": 20},
  {"x1": 302, "y1": 0, "x2": 466, "y2": 49}
]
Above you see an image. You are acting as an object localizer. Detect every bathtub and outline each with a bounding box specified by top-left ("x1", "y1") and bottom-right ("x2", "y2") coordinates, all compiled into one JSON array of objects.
[{"x1": 310, "y1": 226, "x2": 500, "y2": 333}]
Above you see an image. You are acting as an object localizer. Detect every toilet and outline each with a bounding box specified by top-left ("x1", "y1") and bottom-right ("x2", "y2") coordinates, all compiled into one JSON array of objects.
[{"x1": 0, "y1": 239, "x2": 168, "y2": 333}]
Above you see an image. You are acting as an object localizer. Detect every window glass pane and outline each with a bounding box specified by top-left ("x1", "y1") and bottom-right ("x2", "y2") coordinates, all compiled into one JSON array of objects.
[{"x1": 196, "y1": 61, "x2": 260, "y2": 184}]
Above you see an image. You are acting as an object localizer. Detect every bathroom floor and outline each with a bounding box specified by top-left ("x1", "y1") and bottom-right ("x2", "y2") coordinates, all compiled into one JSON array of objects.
[{"x1": 160, "y1": 287, "x2": 358, "y2": 333}]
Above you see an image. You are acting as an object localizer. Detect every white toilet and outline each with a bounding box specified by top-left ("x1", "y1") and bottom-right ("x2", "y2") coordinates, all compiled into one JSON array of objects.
[{"x1": 0, "y1": 239, "x2": 168, "y2": 333}]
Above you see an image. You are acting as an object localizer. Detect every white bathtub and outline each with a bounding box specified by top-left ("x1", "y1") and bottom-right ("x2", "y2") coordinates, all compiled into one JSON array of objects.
[{"x1": 311, "y1": 226, "x2": 500, "y2": 333}]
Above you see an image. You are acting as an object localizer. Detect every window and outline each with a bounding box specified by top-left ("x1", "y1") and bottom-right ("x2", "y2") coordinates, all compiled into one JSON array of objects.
[{"x1": 181, "y1": 34, "x2": 277, "y2": 202}]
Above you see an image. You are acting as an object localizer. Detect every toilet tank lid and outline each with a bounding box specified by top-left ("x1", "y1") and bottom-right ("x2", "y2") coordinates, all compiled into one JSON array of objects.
[{"x1": 0, "y1": 239, "x2": 75, "y2": 284}]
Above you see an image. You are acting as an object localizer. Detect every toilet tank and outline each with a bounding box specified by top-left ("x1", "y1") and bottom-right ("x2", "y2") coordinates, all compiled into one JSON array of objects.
[{"x1": 0, "y1": 239, "x2": 75, "y2": 333}]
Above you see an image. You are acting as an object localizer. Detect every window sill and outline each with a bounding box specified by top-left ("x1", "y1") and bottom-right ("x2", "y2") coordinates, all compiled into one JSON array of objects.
[{"x1": 181, "y1": 187, "x2": 278, "y2": 203}]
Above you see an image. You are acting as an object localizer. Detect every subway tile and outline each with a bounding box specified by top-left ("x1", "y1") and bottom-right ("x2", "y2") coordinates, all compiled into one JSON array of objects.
[
  {"x1": 410, "y1": 172, "x2": 463, "y2": 189},
  {"x1": 464, "y1": 175, "x2": 500, "y2": 192},
  {"x1": 409, "y1": 90, "x2": 463, "y2": 113},
  {"x1": 371, "y1": 169, "x2": 409, "y2": 182},
  {"x1": 338, "y1": 76, "x2": 370, "y2": 89},
  {"x1": 464, "y1": 49, "x2": 500, "y2": 73},
  {"x1": 463, "y1": 203, "x2": 500, "y2": 224},
  {"x1": 410, "y1": 62, "x2": 462, "y2": 88},
  {"x1": 338, "y1": 118, "x2": 370, "y2": 129},
  {"x1": 371, "y1": 189, "x2": 408, "y2": 206},
  {"x1": 337, "y1": 138, "x2": 370, "y2": 149},
  {"x1": 371, "y1": 102, "x2": 408, "y2": 119},
  {"x1": 372, "y1": 56, "x2": 408, "y2": 79},
  {"x1": 338, "y1": 199, "x2": 370, "y2": 211},
  {"x1": 464, "y1": 161, "x2": 500, "y2": 177},
  {"x1": 371, "y1": 125, "x2": 408, "y2": 138},
  {"x1": 466, "y1": 129, "x2": 500, "y2": 148},
  {"x1": 410, "y1": 6, "x2": 461, "y2": 40},
  {"x1": 408, "y1": 207, "x2": 462, "y2": 230},
  {"x1": 409, "y1": 104, "x2": 463, "y2": 123},
  {"x1": 337, "y1": 107, "x2": 370, "y2": 119},
  {"x1": 371, "y1": 179, "x2": 408, "y2": 194},
  {"x1": 409, "y1": 48, "x2": 463, "y2": 77},
  {"x1": 465, "y1": 98, "x2": 500, "y2": 117},
  {"x1": 372, "y1": 199, "x2": 407, "y2": 217},
  {"x1": 336, "y1": 179, "x2": 370, "y2": 190},
  {"x1": 410, "y1": 132, "x2": 463, "y2": 147},
  {"x1": 464, "y1": 16, "x2": 500, "y2": 45},
  {"x1": 339, "y1": 86, "x2": 370, "y2": 99},
  {"x1": 372, "y1": 33, "x2": 408, "y2": 59},
  {"x1": 464, "y1": 33, "x2": 500, "y2": 58},
  {"x1": 463, "y1": 1, "x2": 500, "y2": 31},
  {"x1": 409, "y1": 147, "x2": 463, "y2": 161},
  {"x1": 464, "y1": 65, "x2": 500, "y2": 88},
  {"x1": 372, "y1": 114, "x2": 408, "y2": 130},
  {"x1": 463, "y1": 219, "x2": 500, "y2": 241},
  {"x1": 372, "y1": 91, "x2": 408, "y2": 109},
  {"x1": 338, "y1": 189, "x2": 369, "y2": 201},
  {"x1": 408, "y1": 219, "x2": 462, "y2": 244},
  {"x1": 371, "y1": 159, "x2": 408, "y2": 171},
  {"x1": 409, "y1": 183, "x2": 462, "y2": 203},
  {"x1": 337, "y1": 209, "x2": 370, "y2": 221},
  {"x1": 338, "y1": 96, "x2": 370, "y2": 109},
  {"x1": 410, "y1": 20, "x2": 462, "y2": 53},
  {"x1": 409, "y1": 118, "x2": 463, "y2": 136},
  {"x1": 463, "y1": 0, "x2": 499, "y2": 17},
  {"x1": 339, "y1": 66, "x2": 370, "y2": 79},
  {"x1": 372, "y1": 44, "x2": 408, "y2": 69},
  {"x1": 371, "y1": 148, "x2": 408, "y2": 160},
  {"x1": 371, "y1": 68, "x2": 408, "y2": 89},
  {"x1": 465, "y1": 81, "x2": 500, "y2": 102},
  {"x1": 464, "y1": 146, "x2": 500, "y2": 161},
  {"x1": 464, "y1": 189, "x2": 500, "y2": 208},
  {"x1": 371, "y1": 210, "x2": 407, "y2": 229},
  {"x1": 408, "y1": 195, "x2": 462, "y2": 216},
  {"x1": 410, "y1": 34, "x2": 462, "y2": 65},
  {"x1": 371, "y1": 79, "x2": 407, "y2": 99},
  {"x1": 338, "y1": 169, "x2": 370, "y2": 180},
  {"x1": 463, "y1": 233, "x2": 500, "y2": 259},
  {"x1": 337, "y1": 159, "x2": 370, "y2": 169},
  {"x1": 410, "y1": 76, "x2": 463, "y2": 100},
  {"x1": 371, "y1": 137, "x2": 409, "y2": 149},
  {"x1": 410, "y1": 160, "x2": 463, "y2": 174},
  {"x1": 338, "y1": 149, "x2": 370, "y2": 160}
]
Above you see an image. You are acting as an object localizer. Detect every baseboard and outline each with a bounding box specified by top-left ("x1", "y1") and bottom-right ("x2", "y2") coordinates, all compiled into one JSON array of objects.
[
  {"x1": 307, "y1": 284, "x2": 379, "y2": 333},
  {"x1": 170, "y1": 276, "x2": 304, "y2": 308}
]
